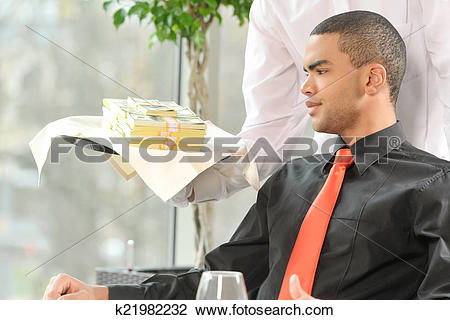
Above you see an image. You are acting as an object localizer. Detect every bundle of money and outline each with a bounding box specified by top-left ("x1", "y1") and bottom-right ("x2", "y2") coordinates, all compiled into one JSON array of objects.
[{"x1": 101, "y1": 98, "x2": 206, "y2": 151}]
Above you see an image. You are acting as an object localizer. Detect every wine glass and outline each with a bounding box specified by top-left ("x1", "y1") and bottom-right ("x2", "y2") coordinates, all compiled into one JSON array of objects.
[{"x1": 195, "y1": 271, "x2": 248, "y2": 300}]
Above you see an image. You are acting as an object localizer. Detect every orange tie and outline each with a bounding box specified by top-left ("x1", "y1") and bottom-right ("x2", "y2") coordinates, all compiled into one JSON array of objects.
[{"x1": 278, "y1": 148, "x2": 354, "y2": 299}]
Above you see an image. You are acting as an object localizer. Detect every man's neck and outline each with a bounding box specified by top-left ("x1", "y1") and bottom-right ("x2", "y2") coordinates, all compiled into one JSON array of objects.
[{"x1": 340, "y1": 109, "x2": 397, "y2": 146}]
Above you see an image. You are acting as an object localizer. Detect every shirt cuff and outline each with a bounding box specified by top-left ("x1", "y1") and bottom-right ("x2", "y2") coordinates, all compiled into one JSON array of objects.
[{"x1": 107, "y1": 284, "x2": 147, "y2": 300}]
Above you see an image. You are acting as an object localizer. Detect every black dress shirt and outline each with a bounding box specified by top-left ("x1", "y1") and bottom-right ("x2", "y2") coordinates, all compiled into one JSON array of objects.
[{"x1": 108, "y1": 122, "x2": 450, "y2": 299}]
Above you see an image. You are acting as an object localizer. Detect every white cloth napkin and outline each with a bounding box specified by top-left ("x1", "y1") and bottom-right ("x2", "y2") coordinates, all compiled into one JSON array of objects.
[{"x1": 29, "y1": 116, "x2": 259, "y2": 202}]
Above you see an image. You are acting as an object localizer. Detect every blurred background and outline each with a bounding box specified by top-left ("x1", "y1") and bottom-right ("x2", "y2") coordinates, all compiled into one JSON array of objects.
[{"x1": 0, "y1": 0, "x2": 257, "y2": 299}]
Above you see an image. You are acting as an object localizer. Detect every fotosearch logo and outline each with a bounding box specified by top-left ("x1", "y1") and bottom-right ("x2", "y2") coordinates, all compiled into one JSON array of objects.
[{"x1": 49, "y1": 135, "x2": 401, "y2": 165}]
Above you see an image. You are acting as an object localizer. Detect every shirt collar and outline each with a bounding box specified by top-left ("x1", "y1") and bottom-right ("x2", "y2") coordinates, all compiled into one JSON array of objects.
[{"x1": 321, "y1": 121, "x2": 407, "y2": 175}]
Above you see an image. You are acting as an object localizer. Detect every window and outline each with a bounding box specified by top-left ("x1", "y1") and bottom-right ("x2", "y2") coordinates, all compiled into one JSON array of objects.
[{"x1": 0, "y1": 1, "x2": 257, "y2": 299}]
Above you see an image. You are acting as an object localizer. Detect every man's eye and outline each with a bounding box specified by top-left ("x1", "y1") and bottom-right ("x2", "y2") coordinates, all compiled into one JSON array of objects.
[{"x1": 317, "y1": 69, "x2": 327, "y2": 75}]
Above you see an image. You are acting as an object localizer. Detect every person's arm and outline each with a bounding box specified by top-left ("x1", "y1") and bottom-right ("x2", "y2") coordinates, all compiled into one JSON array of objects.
[
  {"x1": 107, "y1": 269, "x2": 204, "y2": 299},
  {"x1": 202, "y1": 175, "x2": 271, "y2": 299},
  {"x1": 239, "y1": 0, "x2": 309, "y2": 180},
  {"x1": 43, "y1": 176, "x2": 272, "y2": 299},
  {"x1": 108, "y1": 177, "x2": 271, "y2": 299},
  {"x1": 167, "y1": 0, "x2": 309, "y2": 206},
  {"x1": 41, "y1": 271, "x2": 203, "y2": 300},
  {"x1": 167, "y1": 142, "x2": 253, "y2": 206},
  {"x1": 419, "y1": 0, "x2": 450, "y2": 107},
  {"x1": 413, "y1": 169, "x2": 450, "y2": 299}
]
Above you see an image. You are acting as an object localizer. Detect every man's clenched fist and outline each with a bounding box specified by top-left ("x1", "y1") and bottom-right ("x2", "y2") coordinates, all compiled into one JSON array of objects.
[{"x1": 43, "y1": 273, "x2": 108, "y2": 300}]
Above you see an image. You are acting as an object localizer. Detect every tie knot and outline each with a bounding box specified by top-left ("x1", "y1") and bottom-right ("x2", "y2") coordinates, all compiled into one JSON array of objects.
[{"x1": 333, "y1": 148, "x2": 354, "y2": 168}]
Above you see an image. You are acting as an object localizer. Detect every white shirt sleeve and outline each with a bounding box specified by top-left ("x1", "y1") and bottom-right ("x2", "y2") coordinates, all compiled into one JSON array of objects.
[
  {"x1": 168, "y1": 0, "x2": 310, "y2": 207},
  {"x1": 419, "y1": 0, "x2": 450, "y2": 106},
  {"x1": 238, "y1": 0, "x2": 310, "y2": 181},
  {"x1": 239, "y1": 0, "x2": 308, "y2": 158}
]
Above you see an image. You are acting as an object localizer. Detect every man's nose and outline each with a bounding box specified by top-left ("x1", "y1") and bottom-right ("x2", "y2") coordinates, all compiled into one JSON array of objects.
[{"x1": 301, "y1": 76, "x2": 315, "y2": 97}]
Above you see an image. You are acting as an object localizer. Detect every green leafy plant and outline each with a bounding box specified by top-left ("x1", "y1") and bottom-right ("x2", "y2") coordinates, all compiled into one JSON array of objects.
[
  {"x1": 103, "y1": 0, "x2": 252, "y2": 266},
  {"x1": 104, "y1": 1, "x2": 250, "y2": 49}
]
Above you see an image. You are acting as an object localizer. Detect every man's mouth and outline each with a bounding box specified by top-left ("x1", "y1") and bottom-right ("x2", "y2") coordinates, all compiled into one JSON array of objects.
[{"x1": 305, "y1": 101, "x2": 322, "y2": 115}]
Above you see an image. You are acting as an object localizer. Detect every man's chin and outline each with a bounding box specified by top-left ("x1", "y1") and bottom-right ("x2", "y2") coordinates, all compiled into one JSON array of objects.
[
  {"x1": 311, "y1": 119, "x2": 327, "y2": 133},
  {"x1": 312, "y1": 120, "x2": 337, "y2": 135}
]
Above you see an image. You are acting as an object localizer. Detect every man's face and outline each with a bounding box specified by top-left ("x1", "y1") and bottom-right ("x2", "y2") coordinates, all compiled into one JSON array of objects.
[{"x1": 301, "y1": 33, "x2": 364, "y2": 134}]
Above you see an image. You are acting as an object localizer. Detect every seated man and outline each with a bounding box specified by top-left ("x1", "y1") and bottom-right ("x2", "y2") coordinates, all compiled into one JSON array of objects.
[{"x1": 44, "y1": 10, "x2": 450, "y2": 300}]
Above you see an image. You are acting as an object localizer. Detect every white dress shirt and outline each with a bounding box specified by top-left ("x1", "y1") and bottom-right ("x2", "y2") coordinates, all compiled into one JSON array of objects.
[{"x1": 169, "y1": 0, "x2": 450, "y2": 207}]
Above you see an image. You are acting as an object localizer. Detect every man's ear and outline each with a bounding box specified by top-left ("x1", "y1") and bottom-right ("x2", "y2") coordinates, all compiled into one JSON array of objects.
[{"x1": 365, "y1": 63, "x2": 387, "y2": 96}]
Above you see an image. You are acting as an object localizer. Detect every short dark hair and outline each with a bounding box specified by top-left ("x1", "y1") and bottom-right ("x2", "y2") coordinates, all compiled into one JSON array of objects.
[{"x1": 311, "y1": 10, "x2": 407, "y2": 105}]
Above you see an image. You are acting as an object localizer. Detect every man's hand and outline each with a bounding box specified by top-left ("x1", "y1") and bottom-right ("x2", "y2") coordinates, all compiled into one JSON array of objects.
[
  {"x1": 289, "y1": 274, "x2": 318, "y2": 300},
  {"x1": 43, "y1": 273, "x2": 108, "y2": 300}
]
